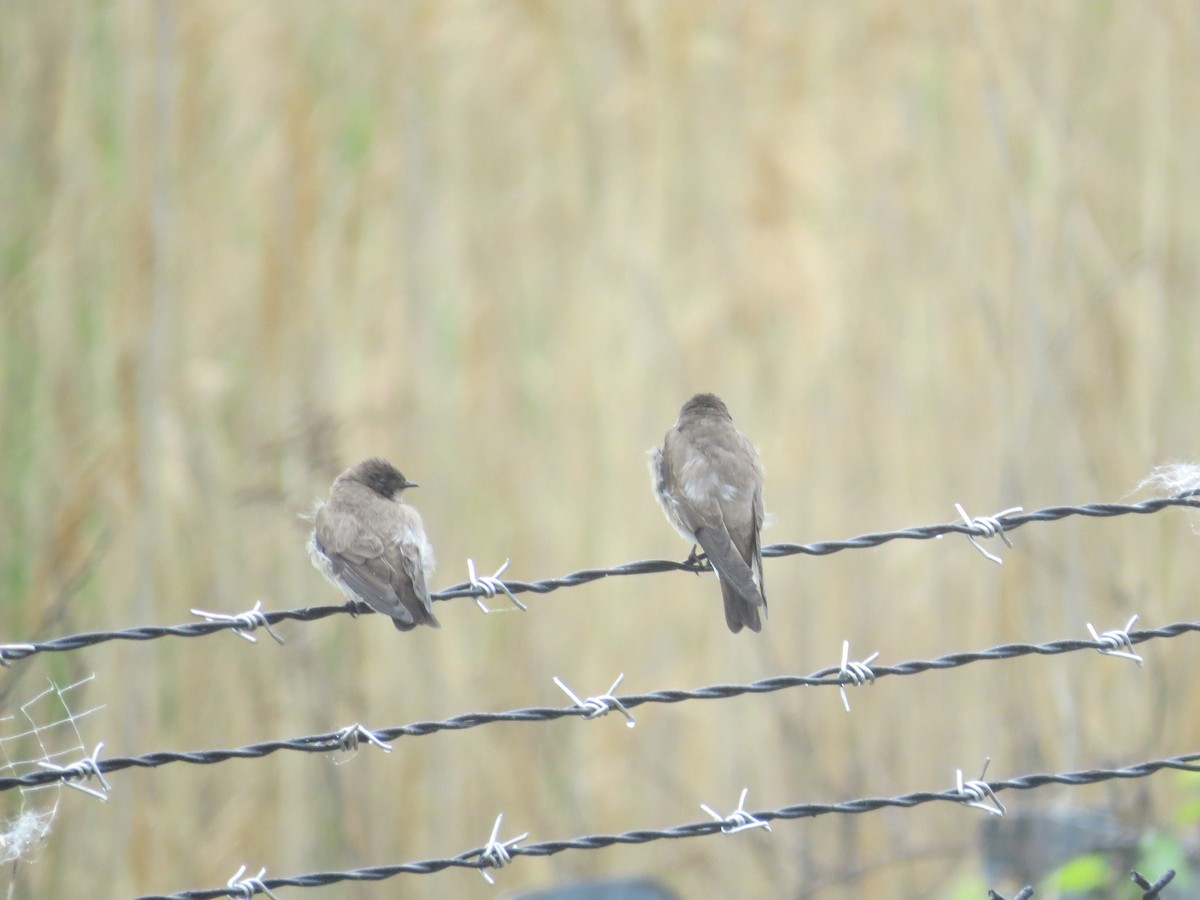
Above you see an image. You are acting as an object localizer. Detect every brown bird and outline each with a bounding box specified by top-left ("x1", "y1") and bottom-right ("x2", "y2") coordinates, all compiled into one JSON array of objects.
[
  {"x1": 650, "y1": 393, "x2": 766, "y2": 633},
  {"x1": 308, "y1": 457, "x2": 440, "y2": 631}
]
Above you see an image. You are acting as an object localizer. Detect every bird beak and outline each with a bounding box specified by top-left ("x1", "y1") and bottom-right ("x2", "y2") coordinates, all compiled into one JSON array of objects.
[{"x1": 403, "y1": 480, "x2": 419, "y2": 490}]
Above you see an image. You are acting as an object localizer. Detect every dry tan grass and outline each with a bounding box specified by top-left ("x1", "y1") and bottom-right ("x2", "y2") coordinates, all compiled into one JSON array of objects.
[{"x1": 3, "y1": 2, "x2": 1200, "y2": 897}]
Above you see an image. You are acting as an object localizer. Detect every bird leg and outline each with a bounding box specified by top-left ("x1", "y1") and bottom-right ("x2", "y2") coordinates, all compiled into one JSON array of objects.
[{"x1": 684, "y1": 544, "x2": 708, "y2": 573}]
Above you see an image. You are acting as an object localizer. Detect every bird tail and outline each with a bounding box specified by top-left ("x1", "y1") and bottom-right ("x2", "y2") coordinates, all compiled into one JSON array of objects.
[
  {"x1": 389, "y1": 582, "x2": 441, "y2": 630},
  {"x1": 393, "y1": 605, "x2": 440, "y2": 631},
  {"x1": 694, "y1": 524, "x2": 764, "y2": 634},
  {"x1": 720, "y1": 578, "x2": 762, "y2": 633}
]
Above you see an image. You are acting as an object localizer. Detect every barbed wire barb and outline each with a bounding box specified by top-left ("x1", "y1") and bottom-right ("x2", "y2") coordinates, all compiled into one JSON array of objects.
[
  {"x1": 333, "y1": 724, "x2": 392, "y2": 763},
  {"x1": 955, "y1": 758, "x2": 1004, "y2": 816},
  {"x1": 988, "y1": 888, "x2": 1034, "y2": 900},
  {"x1": 466, "y1": 558, "x2": 527, "y2": 613},
  {"x1": 837, "y1": 640, "x2": 879, "y2": 712},
  {"x1": 189, "y1": 601, "x2": 284, "y2": 646},
  {"x1": 36, "y1": 742, "x2": 110, "y2": 802},
  {"x1": 954, "y1": 503, "x2": 1022, "y2": 564},
  {"x1": 0, "y1": 644, "x2": 35, "y2": 667},
  {"x1": 476, "y1": 813, "x2": 528, "y2": 885},
  {"x1": 1088, "y1": 615, "x2": 1143, "y2": 666},
  {"x1": 224, "y1": 865, "x2": 279, "y2": 900},
  {"x1": 1131, "y1": 867, "x2": 1175, "y2": 898},
  {"x1": 553, "y1": 674, "x2": 635, "y2": 727},
  {"x1": 701, "y1": 787, "x2": 771, "y2": 835}
]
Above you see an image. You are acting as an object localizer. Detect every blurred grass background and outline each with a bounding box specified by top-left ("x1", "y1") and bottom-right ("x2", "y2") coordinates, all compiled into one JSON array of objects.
[{"x1": 2, "y1": 1, "x2": 1199, "y2": 897}]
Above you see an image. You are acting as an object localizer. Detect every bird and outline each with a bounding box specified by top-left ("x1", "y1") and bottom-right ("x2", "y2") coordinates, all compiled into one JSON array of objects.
[
  {"x1": 650, "y1": 393, "x2": 766, "y2": 633},
  {"x1": 307, "y1": 457, "x2": 440, "y2": 631}
]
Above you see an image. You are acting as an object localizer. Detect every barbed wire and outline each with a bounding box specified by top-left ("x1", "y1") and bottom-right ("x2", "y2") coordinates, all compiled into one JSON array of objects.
[
  {"x1": 2, "y1": 488, "x2": 1193, "y2": 896},
  {"x1": 2, "y1": 490, "x2": 1198, "y2": 667},
  {"x1": 129, "y1": 749, "x2": 1200, "y2": 898},
  {"x1": 982, "y1": 869, "x2": 1178, "y2": 900},
  {"x1": 3, "y1": 616, "x2": 1195, "y2": 794}
]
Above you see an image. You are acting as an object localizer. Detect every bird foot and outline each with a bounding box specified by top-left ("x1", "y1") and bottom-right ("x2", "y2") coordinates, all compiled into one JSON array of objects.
[{"x1": 684, "y1": 545, "x2": 708, "y2": 573}]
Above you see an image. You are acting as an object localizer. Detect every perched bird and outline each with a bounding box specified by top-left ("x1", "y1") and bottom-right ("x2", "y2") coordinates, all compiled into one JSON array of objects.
[
  {"x1": 308, "y1": 457, "x2": 440, "y2": 631},
  {"x1": 650, "y1": 393, "x2": 766, "y2": 633}
]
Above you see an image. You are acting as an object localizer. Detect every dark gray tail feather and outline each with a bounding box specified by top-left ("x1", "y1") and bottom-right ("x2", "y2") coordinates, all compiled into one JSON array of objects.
[
  {"x1": 391, "y1": 592, "x2": 441, "y2": 631},
  {"x1": 720, "y1": 577, "x2": 762, "y2": 633},
  {"x1": 390, "y1": 607, "x2": 440, "y2": 631},
  {"x1": 694, "y1": 524, "x2": 762, "y2": 606},
  {"x1": 694, "y1": 524, "x2": 764, "y2": 634}
]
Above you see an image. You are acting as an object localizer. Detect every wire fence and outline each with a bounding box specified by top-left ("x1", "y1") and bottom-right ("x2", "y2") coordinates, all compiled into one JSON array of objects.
[
  {"x1": 128, "y1": 750, "x2": 1200, "y2": 899},
  {"x1": 2, "y1": 490, "x2": 1198, "y2": 665},
  {"x1": 1, "y1": 615, "x2": 1197, "y2": 794},
  {"x1": 2, "y1": 486, "x2": 1199, "y2": 897}
]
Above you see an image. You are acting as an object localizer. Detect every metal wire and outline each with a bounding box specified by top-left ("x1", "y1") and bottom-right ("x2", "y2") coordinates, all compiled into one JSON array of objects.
[
  {"x1": 2, "y1": 488, "x2": 1194, "y2": 896},
  {"x1": 3, "y1": 491, "x2": 1198, "y2": 665},
  {"x1": 129, "y1": 750, "x2": 1200, "y2": 898},
  {"x1": 1131, "y1": 867, "x2": 1176, "y2": 898},
  {"x1": 4, "y1": 617, "x2": 1197, "y2": 794}
]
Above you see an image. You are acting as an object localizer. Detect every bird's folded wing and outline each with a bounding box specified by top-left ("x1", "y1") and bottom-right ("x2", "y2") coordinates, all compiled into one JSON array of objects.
[
  {"x1": 394, "y1": 539, "x2": 440, "y2": 628},
  {"x1": 692, "y1": 523, "x2": 763, "y2": 607},
  {"x1": 750, "y1": 485, "x2": 766, "y2": 605},
  {"x1": 328, "y1": 547, "x2": 417, "y2": 627}
]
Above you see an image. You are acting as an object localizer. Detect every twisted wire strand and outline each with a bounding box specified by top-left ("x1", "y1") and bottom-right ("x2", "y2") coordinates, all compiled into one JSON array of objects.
[
  {"x1": 3, "y1": 491, "x2": 1198, "y2": 665},
  {"x1": 131, "y1": 749, "x2": 1200, "y2": 899},
  {"x1": 5, "y1": 618, "x2": 1197, "y2": 794}
]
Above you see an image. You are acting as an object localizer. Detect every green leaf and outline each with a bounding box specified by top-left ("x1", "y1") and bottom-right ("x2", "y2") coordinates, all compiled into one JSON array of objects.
[
  {"x1": 1043, "y1": 852, "x2": 1111, "y2": 891},
  {"x1": 1138, "y1": 831, "x2": 1191, "y2": 888},
  {"x1": 1174, "y1": 771, "x2": 1200, "y2": 826}
]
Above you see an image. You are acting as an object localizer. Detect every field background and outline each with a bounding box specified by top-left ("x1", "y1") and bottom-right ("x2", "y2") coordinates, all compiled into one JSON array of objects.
[{"x1": 3, "y1": 2, "x2": 1200, "y2": 898}]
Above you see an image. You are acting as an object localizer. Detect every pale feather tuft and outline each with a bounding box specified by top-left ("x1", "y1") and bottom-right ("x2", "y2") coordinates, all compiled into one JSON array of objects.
[
  {"x1": 1138, "y1": 462, "x2": 1200, "y2": 497},
  {"x1": 297, "y1": 498, "x2": 325, "y2": 523}
]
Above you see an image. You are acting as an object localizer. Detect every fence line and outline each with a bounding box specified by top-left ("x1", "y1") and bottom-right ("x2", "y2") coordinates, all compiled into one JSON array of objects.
[
  {"x1": 2, "y1": 487, "x2": 1196, "y2": 896},
  {"x1": 2, "y1": 616, "x2": 1195, "y2": 795},
  {"x1": 127, "y1": 748, "x2": 1200, "y2": 899},
  {"x1": 3, "y1": 490, "x2": 1198, "y2": 666}
]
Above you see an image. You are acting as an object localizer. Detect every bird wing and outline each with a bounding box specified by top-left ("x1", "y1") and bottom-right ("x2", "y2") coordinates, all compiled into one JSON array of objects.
[
  {"x1": 313, "y1": 506, "x2": 417, "y2": 628},
  {"x1": 390, "y1": 533, "x2": 440, "y2": 631},
  {"x1": 750, "y1": 482, "x2": 766, "y2": 607},
  {"x1": 692, "y1": 521, "x2": 763, "y2": 610}
]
